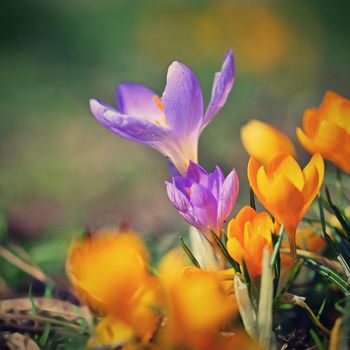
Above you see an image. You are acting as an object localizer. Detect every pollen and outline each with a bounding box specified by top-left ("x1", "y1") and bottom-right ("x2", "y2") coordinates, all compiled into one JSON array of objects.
[
  {"x1": 153, "y1": 96, "x2": 168, "y2": 127},
  {"x1": 152, "y1": 95, "x2": 164, "y2": 112}
]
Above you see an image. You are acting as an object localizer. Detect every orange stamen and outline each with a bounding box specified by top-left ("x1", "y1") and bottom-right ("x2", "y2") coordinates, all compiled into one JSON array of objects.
[{"x1": 152, "y1": 95, "x2": 164, "y2": 112}]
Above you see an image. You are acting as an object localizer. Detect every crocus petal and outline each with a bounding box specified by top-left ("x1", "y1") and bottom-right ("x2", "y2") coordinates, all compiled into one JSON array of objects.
[
  {"x1": 207, "y1": 166, "x2": 225, "y2": 200},
  {"x1": 241, "y1": 120, "x2": 296, "y2": 167},
  {"x1": 267, "y1": 153, "x2": 304, "y2": 192},
  {"x1": 116, "y1": 83, "x2": 163, "y2": 121},
  {"x1": 162, "y1": 61, "x2": 204, "y2": 139},
  {"x1": 191, "y1": 183, "x2": 218, "y2": 232},
  {"x1": 90, "y1": 99, "x2": 172, "y2": 150},
  {"x1": 301, "y1": 153, "x2": 324, "y2": 214},
  {"x1": 256, "y1": 167, "x2": 304, "y2": 234},
  {"x1": 185, "y1": 161, "x2": 209, "y2": 185},
  {"x1": 165, "y1": 181, "x2": 192, "y2": 213},
  {"x1": 217, "y1": 169, "x2": 239, "y2": 224},
  {"x1": 201, "y1": 50, "x2": 235, "y2": 130},
  {"x1": 235, "y1": 206, "x2": 257, "y2": 233},
  {"x1": 227, "y1": 237, "x2": 244, "y2": 265}
]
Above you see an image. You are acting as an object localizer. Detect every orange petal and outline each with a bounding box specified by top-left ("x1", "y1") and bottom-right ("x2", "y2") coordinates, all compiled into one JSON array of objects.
[
  {"x1": 227, "y1": 218, "x2": 243, "y2": 243},
  {"x1": 296, "y1": 127, "x2": 318, "y2": 154},
  {"x1": 303, "y1": 108, "x2": 320, "y2": 138},
  {"x1": 250, "y1": 212, "x2": 274, "y2": 243},
  {"x1": 257, "y1": 169, "x2": 304, "y2": 234}
]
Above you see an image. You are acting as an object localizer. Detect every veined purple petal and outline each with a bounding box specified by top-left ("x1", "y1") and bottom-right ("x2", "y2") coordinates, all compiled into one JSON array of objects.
[
  {"x1": 165, "y1": 181, "x2": 191, "y2": 213},
  {"x1": 90, "y1": 99, "x2": 171, "y2": 149},
  {"x1": 201, "y1": 50, "x2": 235, "y2": 131},
  {"x1": 217, "y1": 169, "x2": 239, "y2": 224},
  {"x1": 207, "y1": 166, "x2": 225, "y2": 200},
  {"x1": 162, "y1": 61, "x2": 204, "y2": 139},
  {"x1": 191, "y1": 183, "x2": 218, "y2": 231},
  {"x1": 184, "y1": 161, "x2": 208, "y2": 185},
  {"x1": 116, "y1": 83, "x2": 163, "y2": 122}
]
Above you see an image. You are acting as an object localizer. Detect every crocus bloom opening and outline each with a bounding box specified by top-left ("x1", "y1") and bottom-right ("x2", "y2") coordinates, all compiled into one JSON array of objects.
[
  {"x1": 241, "y1": 119, "x2": 296, "y2": 167},
  {"x1": 90, "y1": 50, "x2": 235, "y2": 174},
  {"x1": 165, "y1": 161, "x2": 239, "y2": 240},
  {"x1": 66, "y1": 229, "x2": 160, "y2": 343},
  {"x1": 226, "y1": 206, "x2": 274, "y2": 278},
  {"x1": 296, "y1": 91, "x2": 350, "y2": 174},
  {"x1": 248, "y1": 152, "x2": 324, "y2": 257}
]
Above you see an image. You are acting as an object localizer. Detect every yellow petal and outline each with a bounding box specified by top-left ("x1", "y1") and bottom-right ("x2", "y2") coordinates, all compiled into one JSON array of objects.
[
  {"x1": 267, "y1": 153, "x2": 304, "y2": 191},
  {"x1": 302, "y1": 153, "x2": 324, "y2": 214},
  {"x1": 247, "y1": 157, "x2": 264, "y2": 200},
  {"x1": 241, "y1": 119, "x2": 296, "y2": 167},
  {"x1": 227, "y1": 237, "x2": 244, "y2": 265},
  {"x1": 87, "y1": 316, "x2": 134, "y2": 349},
  {"x1": 257, "y1": 168, "x2": 304, "y2": 234}
]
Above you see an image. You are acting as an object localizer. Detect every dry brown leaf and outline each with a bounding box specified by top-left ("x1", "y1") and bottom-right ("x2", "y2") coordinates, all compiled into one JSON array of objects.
[
  {"x1": 0, "y1": 297, "x2": 92, "y2": 327},
  {"x1": 3, "y1": 332, "x2": 40, "y2": 350}
]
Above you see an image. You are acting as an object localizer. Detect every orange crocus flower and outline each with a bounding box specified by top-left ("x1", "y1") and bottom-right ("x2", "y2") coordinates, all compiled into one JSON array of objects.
[
  {"x1": 66, "y1": 229, "x2": 160, "y2": 346},
  {"x1": 241, "y1": 119, "x2": 296, "y2": 167},
  {"x1": 248, "y1": 152, "x2": 324, "y2": 257},
  {"x1": 297, "y1": 91, "x2": 350, "y2": 173},
  {"x1": 226, "y1": 206, "x2": 274, "y2": 277},
  {"x1": 158, "y1": 249, "x2": 237, "y2": 350}
]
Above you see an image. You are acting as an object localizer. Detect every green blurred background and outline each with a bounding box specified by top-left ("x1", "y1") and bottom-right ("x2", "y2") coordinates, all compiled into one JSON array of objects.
[{"x1": 0, "y1": 0, "x2": 349, "y2": 262}]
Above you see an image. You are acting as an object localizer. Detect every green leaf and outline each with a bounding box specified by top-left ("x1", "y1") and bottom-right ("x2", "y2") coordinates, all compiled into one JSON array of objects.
[
  {"x1": 179, "y1": 235, "x2": 200, "y2": 268},
  {"x1": 304, "y1": 259, "x2": 348, "y2": 294},
  {"x1": 210, "y1": 229, "x2": 241, "y2": 273},
  {"x1": 325, "y1": 186, "x2": 350, "y2": 238},
  {"x1": 39, "y1": 322, "x2": 51, "y2": 347},
  {"x1": 250, "y1": 187, "x2": 256, "y2": 210},
  {"x1": 270, "y1": 224, "x2": 284, "y2": 267},
  {"x1": 318, "y1": 196, "x2": 350, "y2": 278},
  {"x1": 273, "y1": 259, "x2": 303, "y2": 306}
]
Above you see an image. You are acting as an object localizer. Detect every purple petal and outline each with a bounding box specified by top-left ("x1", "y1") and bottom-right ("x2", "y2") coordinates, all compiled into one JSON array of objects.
[
  {"x1": 191, "y1": 183, "x2": 218, "y2": 231},
  {"x1": 207, "y1": 166, "x2": 225, "y2": 200},
  {"x1": 162, "y1": 61, "x2": 204, "y2": 139},
  {"x1": 116, "y1": 83, "x2": 163, "y2": 122},
  {"x1": 165, "y1": 181, "x2": 191, "y2": 213},
  {"x1": 90, "y1": 99, "x2": 172, "y2": 150},
  {"x1": 184, "y1": 161, "x2": 208, "y2": 185},
  {"x1": 167, "y1": 160, "x2": 181, "y2": 178},
  {"x1": 201, "y1": 50, "x2": 235, "y2": 130},
  {"x1": 217, "y1": 169, "x2": 239, "y2": 224}
]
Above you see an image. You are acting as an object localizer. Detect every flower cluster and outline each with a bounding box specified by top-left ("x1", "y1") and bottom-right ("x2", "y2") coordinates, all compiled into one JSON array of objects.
[{"x1": 65, "y1": 51, "x2": 350, "y2": 349}]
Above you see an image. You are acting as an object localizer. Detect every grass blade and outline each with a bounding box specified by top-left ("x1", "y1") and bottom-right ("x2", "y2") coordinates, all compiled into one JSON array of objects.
[
  {"x1": 180, "y1": 235, "x2": 200, "y2": 268},
  {"x1": 210, "y1": 229, "x2": 241, "y2": 273}
]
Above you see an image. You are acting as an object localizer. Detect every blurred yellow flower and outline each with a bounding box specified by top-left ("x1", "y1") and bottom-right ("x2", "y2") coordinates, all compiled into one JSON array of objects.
[
  {"x1": 66, "y1": 229, "x2": 160, "y2": 344},
  {"x1": 297, "y1": 91, "x2": 350, "y2": 173},
  {"x1": 158, "y1": 250, "x2": 237, "y2": 350},
  {"x1": 87, "y1": 315, "x2": 134, "y2": 349},
  {"x1": 227, "y1": 206, "x2": 274, "y2": 277},
  {"x1": 248, "y1": 152, "x2": 324, "y2": 257},
  {"x1": 241, "y1": 119, "x2": 296, "y2": 167}
]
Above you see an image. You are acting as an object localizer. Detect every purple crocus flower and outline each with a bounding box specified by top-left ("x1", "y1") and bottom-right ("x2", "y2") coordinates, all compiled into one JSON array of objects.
[
  {"x1": 90, "y1": 50, "x2": 235, "y2": 174},
  {"x1": 165, "y1": 161, "x2": 239, "y2": 240}
]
